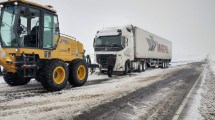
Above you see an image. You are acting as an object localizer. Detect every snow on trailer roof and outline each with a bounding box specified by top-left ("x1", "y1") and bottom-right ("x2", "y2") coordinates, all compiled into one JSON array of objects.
[
  {"x1": 0, "y1": 0, "x2": 56, "y2": 13},
  {"x1": 101, "y1": 25, "x2": 133, "y2": 30}
]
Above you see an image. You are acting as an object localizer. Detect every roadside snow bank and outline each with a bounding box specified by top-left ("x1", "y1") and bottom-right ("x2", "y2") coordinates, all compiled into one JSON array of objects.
[
  {"x1": 171, "y1": 60, "x2": 199, "y2": 67},
  {"x1": 200, "y1": 55, "x2": 215, "y2": 120},
  {"x1": 206, "y1": 55, "x2": 215, "y2": 73}
]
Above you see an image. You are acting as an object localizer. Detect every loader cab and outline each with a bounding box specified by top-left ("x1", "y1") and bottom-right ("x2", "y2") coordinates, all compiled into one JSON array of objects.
[{"x1": 0, "y1": 1, "x2": 59, "y2": 49}]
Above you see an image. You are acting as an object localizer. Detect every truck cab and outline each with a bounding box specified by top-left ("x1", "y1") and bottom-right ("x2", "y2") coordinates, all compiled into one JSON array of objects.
[{"x1": 94, "y1": 25, "x2": 135, "y2": 73}]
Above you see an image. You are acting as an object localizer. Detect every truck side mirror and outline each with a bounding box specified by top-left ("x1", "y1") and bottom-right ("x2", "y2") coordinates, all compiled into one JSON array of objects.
[{"x1": 93, "y1": 38, "x2": 95, "y2": 47}]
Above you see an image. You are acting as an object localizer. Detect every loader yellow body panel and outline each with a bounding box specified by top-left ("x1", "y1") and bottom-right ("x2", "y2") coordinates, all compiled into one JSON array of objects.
[{"x1": 0, "y1": 36, "x2": 84, "y2": 73}]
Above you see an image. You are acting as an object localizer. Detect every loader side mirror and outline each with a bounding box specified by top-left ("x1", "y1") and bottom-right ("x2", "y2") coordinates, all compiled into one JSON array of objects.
[{"x1": 55, "y1": 26, "x2": 59, "y2": 33}]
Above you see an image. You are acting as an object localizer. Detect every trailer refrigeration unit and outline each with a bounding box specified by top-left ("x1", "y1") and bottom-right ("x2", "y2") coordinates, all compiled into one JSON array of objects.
[{"x1": 93, "y1": 25, "x2": 172, "y2": 76}]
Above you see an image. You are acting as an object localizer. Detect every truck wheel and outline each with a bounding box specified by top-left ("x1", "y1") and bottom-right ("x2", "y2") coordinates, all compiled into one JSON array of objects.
[
  {"x1": 68, "y1": 59, "x2": 88, "y2": 87},
  {"x1": 39, "y1": 60, "x2": 68, "y2": 91},
  {"x1": 3, "y1": 70, "x2": 31, "y2": 86}
]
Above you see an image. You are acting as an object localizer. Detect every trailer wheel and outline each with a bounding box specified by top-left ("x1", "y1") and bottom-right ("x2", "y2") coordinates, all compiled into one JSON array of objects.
[
  {"x1": 138, "y1": 62, "x2": 143, "y2": 72},
  {"x1": 166, "y1": 62, "x2": 169, "y2": 68},
  {"x1": 162, "y1": 62, "x2": 165, "y2": 69},
  {"x1": 68, "y1": 59, "x2": 88, "y2": 87},
  {"x1": 3, "y1": 70, "x2": 31, "y2": 86},
  {"x1": 165, "y1": 62, "x2": 167, "y2": 68},
  {"x1": 142, "y1": 61, "x2": 147, "y2": 72},
  {"x1": 39, "y1": 59, "x2": 68, "y2": 91}
]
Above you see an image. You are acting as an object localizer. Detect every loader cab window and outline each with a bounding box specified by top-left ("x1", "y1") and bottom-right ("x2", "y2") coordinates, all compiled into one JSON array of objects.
[
  {"x1": 18, "y1": 7, "x2": 40, "y2": 48},
  {"x1": 0, "y1": 5, "x2": 18, "y2": 47},
  {"x1": 43, "y1": 13, "x2": 59, "y2": 49}
]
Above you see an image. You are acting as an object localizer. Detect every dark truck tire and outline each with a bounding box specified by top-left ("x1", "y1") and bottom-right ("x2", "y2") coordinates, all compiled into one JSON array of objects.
[
  {"x1": 68, "y1": 59, "x2": 88, "y2": 87},
  {"x1": 3, "y1": 70, "x2": 31, "y2": 86},
  {"x1": 39, "y1": 59, "x2": 68, "y2": 91}
]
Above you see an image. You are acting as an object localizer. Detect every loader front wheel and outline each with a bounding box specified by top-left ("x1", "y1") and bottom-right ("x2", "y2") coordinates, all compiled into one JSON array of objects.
[
  {"x1": 3, "y1": 70, "x2": 31, "y2": 86},
  {"x1": 68, "y1": 59, "x2": 88, "y2": 87},
  {"x1": 40, "y1": 60, "x2": 68, "y2": 91}
]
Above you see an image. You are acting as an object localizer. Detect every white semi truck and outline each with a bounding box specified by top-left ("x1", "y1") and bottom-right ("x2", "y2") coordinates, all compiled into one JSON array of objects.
[{"x1": 93, "y1": 25, "x2": 172, "y2": 75}]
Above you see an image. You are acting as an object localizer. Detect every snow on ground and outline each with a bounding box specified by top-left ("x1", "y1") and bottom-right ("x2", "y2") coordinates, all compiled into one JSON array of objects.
[
  {"x1": 0, "y1": 63, "x2": 193, "y2": 120},
  {"x1": 182, "y1": 55, "x2": 215, "y2": 120},
  {"x1": 179, "y1": 63, "x2": 206, "y2": 120},
  {"x1": 207, "y1": 55, "x2": 215, "y2": 73},
  {"x1": 200, "y1": 55, "x2": 215, "y2": 120},
  {"x1": 170, "y1": 60, "x2": 203, "y2": 67},
  {"x1": 0, "y1": 57, "x2": 204, "y2": 120}
]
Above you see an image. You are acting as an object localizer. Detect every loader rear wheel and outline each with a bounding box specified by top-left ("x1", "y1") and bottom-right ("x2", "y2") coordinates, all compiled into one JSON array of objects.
[
  {"x1": 68, "y1": 59, "x2": 88, "y2": 87},
  {"x1": 3, "y1": 70, "x2": 31, "y2": 86},
  {"x1": 39, "y1": 60, "x2": 68, "y2": 91}
]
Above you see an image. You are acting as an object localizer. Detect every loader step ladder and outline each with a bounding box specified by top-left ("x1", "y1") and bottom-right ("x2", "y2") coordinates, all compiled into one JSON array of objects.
[{"x1": 21, "y1": 53, "x2": 37, "y2": 78}]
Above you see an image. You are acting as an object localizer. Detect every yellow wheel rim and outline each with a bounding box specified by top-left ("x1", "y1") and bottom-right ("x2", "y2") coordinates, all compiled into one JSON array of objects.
[
  {"x1": 53, "y1": 66, "x2": 66, "y2": 84},
  {"x1": 77, "y1": 65, "x2": 86, "y2": 81}
]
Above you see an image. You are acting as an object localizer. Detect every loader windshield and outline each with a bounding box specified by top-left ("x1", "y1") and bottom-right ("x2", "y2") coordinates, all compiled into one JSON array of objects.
[{"x1": 0, "y1": 5, "x2": 18, "y2": 47}]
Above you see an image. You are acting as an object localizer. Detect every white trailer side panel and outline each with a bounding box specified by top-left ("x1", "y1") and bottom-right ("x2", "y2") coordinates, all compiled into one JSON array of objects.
[{"x1": 134, "y1": 27, "x2": 172, "y2": 60}]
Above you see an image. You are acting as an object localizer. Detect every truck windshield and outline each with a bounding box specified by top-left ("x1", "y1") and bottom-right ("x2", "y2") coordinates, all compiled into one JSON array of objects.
[
  {"x1": 94, "y1": 36, "x2": 122, "y2": 47},
  {"x1": 0, "y1": 5, "x2": 18, "y2": 47}
]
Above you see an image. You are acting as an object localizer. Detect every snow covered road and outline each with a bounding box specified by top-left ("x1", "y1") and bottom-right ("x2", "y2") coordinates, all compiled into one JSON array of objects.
[{"x1": 0, "y1": 61, "x2": 207, "y2": 120}]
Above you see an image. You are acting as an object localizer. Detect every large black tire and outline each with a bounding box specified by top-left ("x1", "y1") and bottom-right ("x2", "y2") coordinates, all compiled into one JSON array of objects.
[
  {"x1": 142, "y1": 61, "x2": 147, "y2": 72},
  {"x1": 137, "y1": 62, "x2": 143, "y2": 73},
  {"x1": 162, "y1": 62, "x2": 165, "y2": 69},
  {"x1": 39, "y1": 59, "x2": 68, "y2": 91},
  {"x1": 68, "y1": 59, "x2": 88, "y2": 87},
  {"x1": 35, "y1": 60, "x2": 48, "y2": 83},
  {"x1": 166, "y1": 62, "x2": 169, "y2": 68},
  {"x1": 3, "y1": 70, "x2": 31, "y2": 86}
]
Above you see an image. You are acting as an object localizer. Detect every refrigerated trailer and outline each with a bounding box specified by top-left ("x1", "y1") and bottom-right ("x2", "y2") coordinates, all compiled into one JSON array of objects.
[{"x1": 93, "y1": 25, "x2": 172, "y2": 75}]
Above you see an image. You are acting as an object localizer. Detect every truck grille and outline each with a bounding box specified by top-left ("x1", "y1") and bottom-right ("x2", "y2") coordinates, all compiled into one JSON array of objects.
[{"x1": 96, "y1": 54, "x2": 116, "y2": 68}]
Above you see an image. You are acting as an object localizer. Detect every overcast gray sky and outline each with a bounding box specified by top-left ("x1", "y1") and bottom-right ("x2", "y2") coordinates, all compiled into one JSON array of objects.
[{"x1": 1, "y1": 0, "x2": 215, "y2": 61}]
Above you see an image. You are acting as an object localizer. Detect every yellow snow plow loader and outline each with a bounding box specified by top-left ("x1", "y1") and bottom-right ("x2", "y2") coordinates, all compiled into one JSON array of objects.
[{"x1": 0, "y1": 0, "x2": 88, "y2": 91}]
